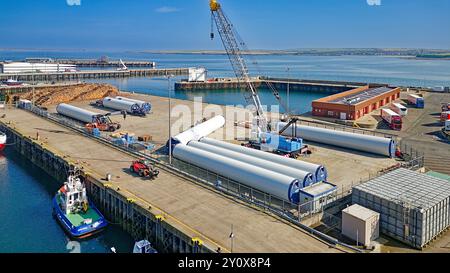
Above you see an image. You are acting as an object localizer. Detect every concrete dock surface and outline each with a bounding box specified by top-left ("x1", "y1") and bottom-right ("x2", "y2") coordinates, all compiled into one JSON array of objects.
[
  {"x1": 49, "y1": 94, "x2": 398, "y2": 190},
  {"x1": 1, "y1": 107, "x2": 343, "y2": 253}
]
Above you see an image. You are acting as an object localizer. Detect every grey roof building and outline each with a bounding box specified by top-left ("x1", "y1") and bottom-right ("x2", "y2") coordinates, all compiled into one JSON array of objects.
[{"x1": 352, "y1": 168, "x2": 450, "y2": 249}]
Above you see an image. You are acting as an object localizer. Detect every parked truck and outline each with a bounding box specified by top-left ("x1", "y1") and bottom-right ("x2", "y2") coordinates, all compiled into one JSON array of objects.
[
  {"x1": 407, "y1": 94, "x2": 425, "y2": 108},
  {"x1": 445, "y1": 120, "x2": 450, "y2": 132},
  {"x1": 431, "y1": 86, "x2": 445, "y2": 92},
  {"x1": 441, "y1": 111, "x2": 450, "y2": 123},
  {"x1": 381, "y1": 109, "x2": 403, "y2": 130},
  {"x1": 442, "y1": 103, "x2": 450, "y2": 112},
  {"x1": 56, "y1": 103, "x2": 121, "y2": 132},
  {"x1": 390, "y1": 102, "x2": 408, "y2": 116}
]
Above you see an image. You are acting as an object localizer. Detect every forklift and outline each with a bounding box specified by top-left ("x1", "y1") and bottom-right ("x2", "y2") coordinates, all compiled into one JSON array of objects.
[{"x1": 130, "y1": 159, "x2": 160, "y2": 179}]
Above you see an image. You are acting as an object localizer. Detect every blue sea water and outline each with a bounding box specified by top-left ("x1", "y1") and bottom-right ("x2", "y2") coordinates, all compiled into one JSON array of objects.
[
  {"x1": 1, "y1": 51, "x2": 450, "y2": 252},
  {"x1": 0, "y1": 149, "x2": 134, "y2": 253},
  {"x1": 2, "y1": 51, "x2": 450, "y2": 114}
]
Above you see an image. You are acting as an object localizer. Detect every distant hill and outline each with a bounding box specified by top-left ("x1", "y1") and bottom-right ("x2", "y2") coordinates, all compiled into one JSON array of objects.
[
  {"x1": 141, "y1": 48, "x2": 450, "y2": 57},
  {"x1": 416, "y1": 53, "x2": 450, "y2": 59}
]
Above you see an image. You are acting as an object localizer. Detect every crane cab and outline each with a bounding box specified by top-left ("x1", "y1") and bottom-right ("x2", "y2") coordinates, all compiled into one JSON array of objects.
[{"x1": 210, "y1": 0, "x2": 220, "y2": 11}]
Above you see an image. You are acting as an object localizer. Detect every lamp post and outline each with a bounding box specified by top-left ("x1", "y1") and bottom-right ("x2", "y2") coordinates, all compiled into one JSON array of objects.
[
  {"x1": 167, "y1": 74, "x2": 174, "y2": 165},
  {"x1": 286, "y1": 67, "x2": 290, "y2": 114},
  {"x1": 229, "y1": 224, "x2": 235, "y2": 253}
]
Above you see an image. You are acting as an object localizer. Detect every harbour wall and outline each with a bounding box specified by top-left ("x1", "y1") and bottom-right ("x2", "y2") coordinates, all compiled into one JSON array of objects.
[
  {"x1": 0, "y1": 121, "x2": 212, "y2": 253},
  {"x1": 174, "y1": 77, "x2": 378, "y2": 94},
  {"x1": 0, "y1": 68, "x2": 188, "y2": 82}
]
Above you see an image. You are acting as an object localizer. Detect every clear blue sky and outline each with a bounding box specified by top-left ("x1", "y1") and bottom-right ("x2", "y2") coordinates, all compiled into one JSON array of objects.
[{"x1": 0, "y1": 0, "x2": 449, "y2": 51}]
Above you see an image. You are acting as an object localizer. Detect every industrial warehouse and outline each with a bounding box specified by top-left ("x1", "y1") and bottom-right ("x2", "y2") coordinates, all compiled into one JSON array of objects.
[
  {"x1": 312, "y1": 85, "x2": 401, "y2": 120},
  {"x1": 352, "y1": 169, "x2": 450, "y2": 249}
]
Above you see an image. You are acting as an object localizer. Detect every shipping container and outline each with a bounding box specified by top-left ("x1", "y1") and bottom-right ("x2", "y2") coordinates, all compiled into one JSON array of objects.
[{"x1": 352, "y1": 168, "x2": 450, "y2": 249}]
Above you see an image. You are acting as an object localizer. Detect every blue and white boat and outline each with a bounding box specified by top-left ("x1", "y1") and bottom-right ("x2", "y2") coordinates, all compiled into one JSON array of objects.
[{"x1": 53, "y1": 170, "x2": 108, "y2": 238}]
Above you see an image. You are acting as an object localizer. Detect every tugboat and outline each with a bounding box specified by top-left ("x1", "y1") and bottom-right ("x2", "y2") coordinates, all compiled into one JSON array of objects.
[
  {"x1": 53, "y1": 169, "x2": 108, "y2": 238},
  {"x1": 0, "y1": 131, "x2": 6, "y2": 151}
]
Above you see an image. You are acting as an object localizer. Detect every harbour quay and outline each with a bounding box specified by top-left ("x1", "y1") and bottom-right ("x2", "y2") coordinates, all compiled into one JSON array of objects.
[
  {"x1": 21, "y1": 57, "x2": 156, "y2": 68},
  {"x1": 175, "y1": 76, "x2": 380, "y2": 94},
  {"x1": 0, "y1": 102, "x2": 345, "y2": 254},
  {"x1": 0, "y1": 68, "x2": 188, "y2": 82}
]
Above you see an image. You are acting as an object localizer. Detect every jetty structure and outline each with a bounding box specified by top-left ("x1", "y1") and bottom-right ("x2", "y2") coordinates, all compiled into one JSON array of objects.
[{"x1": 0, "y1": 67, "x2": 188, "y2": 82}]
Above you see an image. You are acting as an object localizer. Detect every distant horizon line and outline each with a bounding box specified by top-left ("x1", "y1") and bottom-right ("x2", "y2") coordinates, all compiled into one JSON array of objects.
[{"x1": 1, "y1": 47, "x2": 450, "y2": 53}]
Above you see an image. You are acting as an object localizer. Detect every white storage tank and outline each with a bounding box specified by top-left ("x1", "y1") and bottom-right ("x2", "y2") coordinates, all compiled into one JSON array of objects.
[
  {"x1": 115, "y1": 96, "x2": 152, "y2": 113},
  {"x1": 172, "y1": 116, "x2": 226, "y2": 145},
  {"x1": 102, "y1": 97, "x2": 142, "y2": 115},
  {"x1": 188, "y1": 140, "x2": 314, "y2": 188},
  {"x1": 341, "y1": 204, "x2": 380, "y2": 248},
  {"x1": 56, "y1": 103, "x2": 100, "y2": 124},
  {"x1": 173, "y1": 144, "x2": 301, "y2": 203},
  {"x1": 278, "y1": 123, "x2": 396, "y2": 158},
  {"x1": 199, "y1": 137, "x2": 327, "y2": 183}
]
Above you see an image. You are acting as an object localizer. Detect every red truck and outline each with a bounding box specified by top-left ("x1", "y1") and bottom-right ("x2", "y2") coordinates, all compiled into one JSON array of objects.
[
  {"x1": 381, "y1": 109, "x2": 402, "y2": 130},
  {"x1": 441, "y1": 111, "x2": 450, "y2": 123}
]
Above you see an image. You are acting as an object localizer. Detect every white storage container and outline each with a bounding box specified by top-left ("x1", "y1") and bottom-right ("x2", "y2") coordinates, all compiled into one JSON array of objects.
[{"x1": 342, "y1": 204, "x2": 380, "y2": 247}]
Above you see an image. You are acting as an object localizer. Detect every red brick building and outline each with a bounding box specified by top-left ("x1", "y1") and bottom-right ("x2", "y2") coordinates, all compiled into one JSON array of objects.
[{"x1": 312, "y1": 85, "x2": 401, "y2": 121}]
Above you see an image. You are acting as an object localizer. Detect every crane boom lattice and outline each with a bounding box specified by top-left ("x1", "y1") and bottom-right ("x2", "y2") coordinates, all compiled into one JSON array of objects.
[{"x1": 210, "y1": 0, "x2": 268, "y2": 134}]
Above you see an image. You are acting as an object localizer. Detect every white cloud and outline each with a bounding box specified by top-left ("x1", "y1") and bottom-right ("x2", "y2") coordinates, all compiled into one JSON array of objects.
[
  {"x1": 367, "y1": 0, "x2": 382, "y2": 6},
  {"x1": 155, "y1": 6, "x2": 181, "y2": 13},
  {"x1": 67, "y1": 0, "x2": 81, "y2": 6}
]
